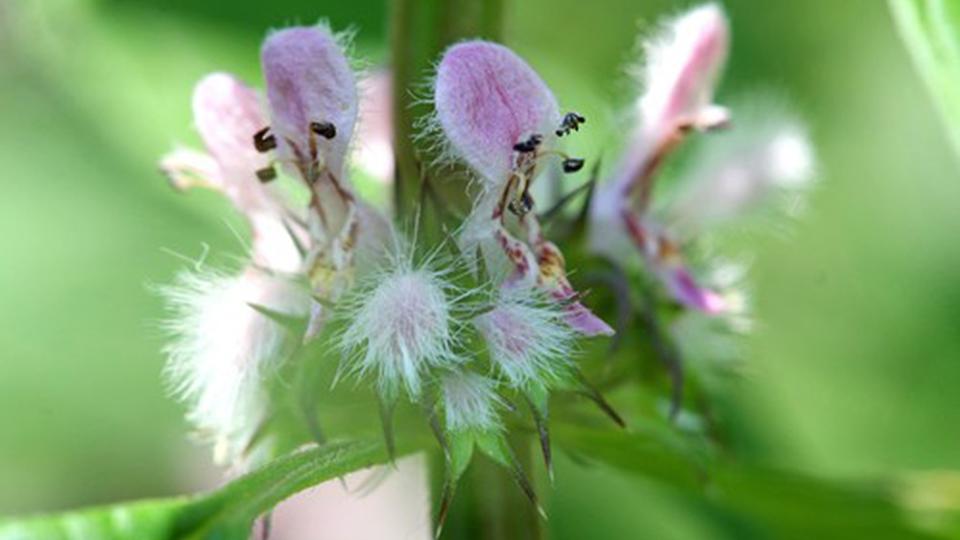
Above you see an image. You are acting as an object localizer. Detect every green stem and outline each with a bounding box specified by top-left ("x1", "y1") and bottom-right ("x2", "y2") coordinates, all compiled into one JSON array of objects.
[
  {"x1": 435, "y1": 434, "x2": 545, "y2": 540},
  {"x1": 390, "y1": 0, "x2": 507, "y2": 224}
]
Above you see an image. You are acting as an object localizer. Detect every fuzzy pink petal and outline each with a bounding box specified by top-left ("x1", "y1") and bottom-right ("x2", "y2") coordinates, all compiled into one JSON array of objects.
[
  {"x1": 663, "y1": 265, "x2": 727, "y2": 314},
  {"x1": 159, "y1": 146, "x2": 223, "y2": 192},
  {"x1": 261, "y1": 26, "x2": 358, "y2": 177},
  {"x1": 640, "y1": 3, "x2": 729, "y2": 139},
  {"x1": 192, "y1": 72, "x2": 270, "y2": 177},
  {"x1": 435, "y1": 41, "x2": 560, "y2": 184},
  {"x1": 563, "y1": 301, "x2": 615, "y2": 336}
]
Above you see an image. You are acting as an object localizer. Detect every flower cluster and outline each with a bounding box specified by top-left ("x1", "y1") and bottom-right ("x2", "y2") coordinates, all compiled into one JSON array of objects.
[{"x1": 158, "y1": 2, "x2": 814, "y2": 524}]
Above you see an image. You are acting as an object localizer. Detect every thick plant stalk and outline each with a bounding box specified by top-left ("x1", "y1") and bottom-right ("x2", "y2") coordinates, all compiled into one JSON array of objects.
[
  {"x1": 390, "y1": 0, "x2": 506, "y2": 222},
  {"x1": 428, "y1": 440, "x2": 545, "y2": 540},
  {"x1": 390, "y1": 1, "x2": 548, "y2": 538}
]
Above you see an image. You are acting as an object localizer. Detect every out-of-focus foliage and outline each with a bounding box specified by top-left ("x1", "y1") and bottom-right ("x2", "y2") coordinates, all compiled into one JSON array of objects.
[{"x1": 891, "y1": 0, "x2": 960, "y2": 159}]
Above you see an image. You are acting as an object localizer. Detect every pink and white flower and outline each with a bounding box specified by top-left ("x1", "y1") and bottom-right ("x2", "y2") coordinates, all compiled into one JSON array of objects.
[
  {"x1": 160, "y1": 73, "x2": 310, "y2": 464},
  {"x1": 433, "y1": 40, "x2": 613, "y2": 337},
  {"x1": 590, "y1": 4, "x2": 815, "y2": 316}
]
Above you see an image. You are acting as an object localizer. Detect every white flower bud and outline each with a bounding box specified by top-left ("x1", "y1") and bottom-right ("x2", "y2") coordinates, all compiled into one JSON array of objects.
[{"x1": 338, "y1": 253, "x2": 461, "y2": 398}]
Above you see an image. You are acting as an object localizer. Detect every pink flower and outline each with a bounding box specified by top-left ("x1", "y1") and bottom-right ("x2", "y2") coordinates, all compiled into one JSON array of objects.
[
  {"x1": 161, "y1": 72, "x2": 304, "y2": 274},
  {"x1": 159, "y1": 73, "x2": 310, "y2": 464},
  {"x1": 434, "y1": 40, "x2": 612, "y2": 336},
  {"x1": 435, "y1": 41, "x2": 560, "y2": 186},
  {"x1": 590, "y1": 5, "x2": 815, "y2": 316},
  {"x1": 258, "y1": 25, "x2": 389, "y2": 338},
  {"x1": 261, "y1": 26, "x2": 358, "y2": 180}
]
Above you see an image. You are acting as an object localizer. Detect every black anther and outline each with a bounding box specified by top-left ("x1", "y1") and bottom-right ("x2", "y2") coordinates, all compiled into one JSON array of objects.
[
  {"x1": 562, "y1": 158, "x2": 585, "y2": 173},
  {"x1": 310, "y1": 121, "x2": 337, "y2": 139},
  {"x1": 556, "y1": 112, "x2": 586, "y2": 137},
  {"x1": 513, "y1": 134, "x2": 543, "y2": 153},
  {"x1": 256, "y1": 167, "x2": 277, "y2": 182},
  {"x1": 253, "y1": 127, "x2": 277, "y2": 153}
]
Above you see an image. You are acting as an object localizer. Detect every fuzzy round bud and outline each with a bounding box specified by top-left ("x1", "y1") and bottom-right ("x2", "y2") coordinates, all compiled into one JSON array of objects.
[
  {"x1": 434, "y1": 41, "x2": 560, "y2": 185},
  {"x1": 474, "y1": 292, "x2": 573, "y2": 389},
  {"x1": 339, "y1": 262, "x2": 459, "y2": 397},
  {"x1": 161, "y1": 268, "x2": 308, "y2": 464}
]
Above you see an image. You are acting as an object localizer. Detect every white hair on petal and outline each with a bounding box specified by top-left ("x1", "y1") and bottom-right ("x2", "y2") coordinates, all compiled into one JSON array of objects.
[{"x1": 159, "y1": 266, "x2": 308, "y2": 463}]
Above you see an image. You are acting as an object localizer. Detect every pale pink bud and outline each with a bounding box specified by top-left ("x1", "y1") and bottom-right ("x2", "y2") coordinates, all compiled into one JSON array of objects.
[
  {"x1": 639, "y1": 3, "x2": 729, "y2": 140},
  {"x1": 159, "y1": 146, "x2": 221, "y2": 192},
  {"x1": 473, "y1": 291, "x2": 573, "y2": 389},
  {"x1": 338, "y1": 256, "x2": 460, "y2": 398},
  {"x1": 261, "y1": 25, "x2": 358, "y2": 178},
  {"x1": 434, "y1": 41, "x2": 560, "y2": 185}
]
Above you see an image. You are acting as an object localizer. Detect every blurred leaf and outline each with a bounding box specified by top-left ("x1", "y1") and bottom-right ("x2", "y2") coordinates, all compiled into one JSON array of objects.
[
  {"x1": 0, "y1": 440, "x2": 387, "y2": 540},
  {"x1": 554, "y1": 423, "x2": 709, "y2": 490},
  {"x1": 711, "y1": 467, "x2": 943, "y2": 539},
  {"x1": 890, "y1": 0, "x2": 960, "y2": 159},
  {"x1": 557, "y1": 425, "x2": 951, "y2": 539}
]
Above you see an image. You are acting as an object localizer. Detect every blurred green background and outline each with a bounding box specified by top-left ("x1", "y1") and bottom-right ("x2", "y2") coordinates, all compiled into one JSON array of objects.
[{"x1": 1, "y1": 0, "x2": 958, "y2": 538}]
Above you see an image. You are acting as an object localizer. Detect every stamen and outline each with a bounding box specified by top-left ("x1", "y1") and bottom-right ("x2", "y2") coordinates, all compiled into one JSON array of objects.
[
  {"x1": 310, "y1": 121, "x2": 337, "y2": 140},
  {"x1": 513, "y1": 134, "x2": 543, "y2": 153},
  {"x1": 562, "y1": 158, "x2": 584, "y2": 173},
  {"x1": 555, "y1": 112, "x2": 586, "y2": 137},
  {"x1": 253, "y1": 126, "x2": 277, "y2": 153},
  {"x1": 256, "y1": 166, "x2": 277, "y2": 182},
  {"x1": 508, "y1": 190, "x2": 534, "y2": 216},
  {"x1": 534, "y1": 148, "x2": 587, "y2": 175}
]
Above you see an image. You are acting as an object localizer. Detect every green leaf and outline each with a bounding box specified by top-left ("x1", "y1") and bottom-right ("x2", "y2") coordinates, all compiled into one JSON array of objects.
[
  {"x1": 448, "y1": 431, "x2": 477, "y2": 481},
  {"x1": 0, "y1": 440, "x2": 390, "y2": 540},
  {"x1": 556, "y1": 425, "x2": 954, "y2": 539},
  {"x1": 891, "y1": 0, "x2": 960, "y2": 159},
  {"x1": 246, "y1": 302, "x2": 307, "y2": 335},
  {"x1": 554, "y1": 423, "x2": 708, "y2": 490}
]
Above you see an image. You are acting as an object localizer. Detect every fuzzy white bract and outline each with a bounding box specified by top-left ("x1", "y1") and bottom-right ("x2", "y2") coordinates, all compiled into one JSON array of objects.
[
  {"x1": 441, "y1": 371, "x2": 502, "y2": 432},
  {"x1": 161, "y1": 268, "x2": 308, "y2": 464},
  {"x1": 474, "y1": 290, "x2": 573, "y2": 389},
  {"x1": 338, "y1": 253, "x2": 461, "y2": 398}
]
